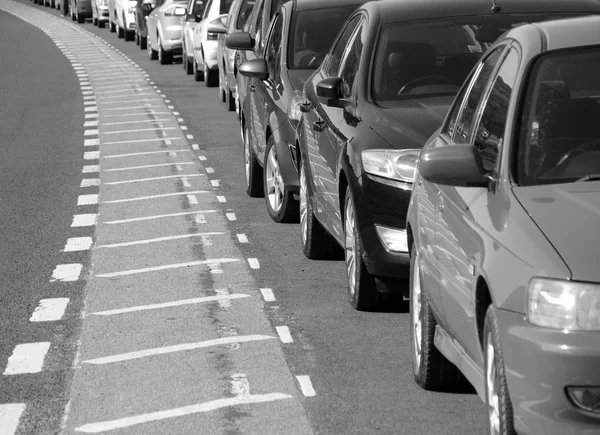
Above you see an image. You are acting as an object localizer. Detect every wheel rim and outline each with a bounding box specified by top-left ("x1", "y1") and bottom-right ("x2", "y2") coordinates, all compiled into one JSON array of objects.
[
  {"x1": 265, "y1": 146, "x2": 284, "y2": 213},
  {"x1": 412, "y1": 256, "x2": 423, "y2": 371},
  {"x1": 486, "y1": 333, "x2": 501, "y2": 435},
  {"x1": 300, "y1": 164, "x2": 308, "y2": 246},
  {"x1": 344, "y1": 196, "x2": 357, "y2": 296},
  {"x1": 244, "y1": 127, "x2": 250, "y2": 187}
]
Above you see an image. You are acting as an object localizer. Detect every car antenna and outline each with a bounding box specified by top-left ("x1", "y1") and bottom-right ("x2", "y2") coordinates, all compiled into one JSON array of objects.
[{"x1": 491, "y1": 0, "x2": 501, "y2": 13}]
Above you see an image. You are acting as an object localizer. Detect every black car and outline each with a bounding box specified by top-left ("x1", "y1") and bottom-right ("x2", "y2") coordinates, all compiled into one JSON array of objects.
[
  {"x1": 234, "y1": 0, "x2": 365, "y2": 222},
  {"x1": 297, "y1": 0, "x2": 600, "y2": 310},
  {"x1": 134, "y1": 0, "x2": 155, "y2": 49}
]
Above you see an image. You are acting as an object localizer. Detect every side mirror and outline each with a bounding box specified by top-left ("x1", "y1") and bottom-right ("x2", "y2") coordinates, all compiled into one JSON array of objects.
[
  {"x1": 316, "y1": 77, "x2": 342, "y2": 100},
  {"x1": 173, "y1": 6, "x2": 186, "y2": 16},
  {"x1": 238, "y1": 59, "x2": 269, "y2": 80},
  {"x1": 226, "y1": 32, "x2": 254, "y2": 50},
  {"x1": 207, "y1": 17, "x2": 227, "y2": 34},
  {"x1": 418, "y1": 144, "x2": 488, "y2": 187}
]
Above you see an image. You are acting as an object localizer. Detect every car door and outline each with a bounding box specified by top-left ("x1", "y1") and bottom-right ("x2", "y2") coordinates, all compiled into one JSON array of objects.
[
  {"x1": 193, "y1": 0, "x2": 213, "y2": 61},
  {"x1": 147, "y1": 0, "x2": 162, "y2": 46},
  {"x1": 183, "y1": 0, "x2": 204, "y2": 58},
  {"x1": 237, "y1": 0, "x2": 263, "y2": 120},
  {"x1": 226, "y1": 0, "x2": 254, "y2": 90},
  {"x1": 304, "y1": 15, "x2": 362, "y2": 229},
  {"x1": 435, "y1": 45, "x2": 519, "y2": 363}
]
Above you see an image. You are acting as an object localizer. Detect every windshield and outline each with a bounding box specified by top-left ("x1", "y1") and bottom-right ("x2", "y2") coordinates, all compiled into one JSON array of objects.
[
  {"x1": 372, "y1": 14, "x2": 580, "y2": 103},
  {"x1": 289, "y1": 6, "x2": 359, "y2": 69},
  {"x1": 517, "y1": 47, "x2": 600, "y2": 186}
]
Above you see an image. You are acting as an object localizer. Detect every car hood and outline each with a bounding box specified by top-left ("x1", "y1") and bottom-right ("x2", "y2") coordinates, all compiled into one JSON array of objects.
[
  {"x1": 362, "y1": 95, "x2": 454, "y2": 149},
  {"x1": 288, "y1": 69, "x2": 314, "y2": 92},
  {"x1": 513, "y1": 182, "x2": 600, "y2": 282}
]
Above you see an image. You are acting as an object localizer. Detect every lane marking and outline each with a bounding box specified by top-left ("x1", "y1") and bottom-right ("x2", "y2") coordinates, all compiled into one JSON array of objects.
[
  {"x1": 99, "y1": 99, "x2": 163, "y2": 106},
  {"x1": 64, "y1": 237, "x2": 93, "y2": 252},
  {"x1": 91, "y1": 294, "x2": 250, "y2": 316},
  {"x1": 104, "y1": 174, "x2": 204, "y2": 185},
  {"x1": 236, "y1": 234, "x2": 248, "y2": 244},
  {"x1": 191, "y1": 144, "x2": 199, "y2": 151},
  {"x1": 3, "y1": 342, "x2": 51, "y2": 375},
  {"x1": 296, "y1": 375, "x2": 317, "y2": 397},
  {"x1": 82, "y1": 335, "x2": 275, "y2": 365},
  {"x1": 85, "y1": 113, "x2": 99, "y2": 119},
  {"x1": 78, "y1": 194, "x2": 99, "y2": 205},
  {"x1": 107, "y1": 105, "x2": 163, "y2": 111},
  {"x1": 84, "y1": 106, "x2": 97, "y2": 113},
  {"x1": 96, "y1": 93, "x2": 154, "y2": 100},
  {"x1": 30, "y1": 298, "x2": 70, "y2": 322},
  {"x1": 104, "y1": 162, "x2": 194, "y2": 172},
  {"x1": 101, "y1": 119, "x2": 172, "y2": 126},
  {"x1": 82, "y1": 165, "x2": 100, "y2": 173},
  {"x1": 96, "y1": 111, "x2": 172, "y2": 118},
  {"x1": 51, "y1": 264, "x2": 82, "y2": 282},
  {"x1": 195, "y1": 214, "x2": 206, "y2": 224},
  {"x1": 74, "y1": 393, "x2": 292, "y2": 433},
  {"x1": 187, "y1": 195, "x2": 198, "y2": 205},
  {"x1": 260, "y1": 288, "x2": 276, "y2": 302},
  {"x1": 104, "y1": 210, "x2": 216, "y2": 224},
  {"x1": 72, "y1": 214, "x2": 97, "y2": 227},
  {"x1": 276, "y1": 326, "x2": 293, "y2": 343},
  {"x1": 217, "y1": 196, "x2": 226, "y2": 203},
  {"x1": 84, "y1": 120, "x2": 98, "y2": 127},
  {"x1": 182, "y1": 177, "x2": 191, "y2": 188},
  {"x1": 205, "y1": 167, "x2": 214, "y2": 173},
  {"x1": 230, "y1": 373, "x2": 250, "y2": 396},
  {"x1": 80, "y1": 178, "x2": 101, "y2": 188},
  {"x1": 0, "y1": 404, "x2": 26, "y2": 434},
  {"x1": 84, "y1": 138, "x2": 99, "y2": 147},
  {"x1": 103, "y1": 191, "x2": 208, "y2": 204},
  {"x1": 226, "y1": 213, "x2": 236, "y2": 221},
  {"x1": 84, "y1": 151, "x2": 100, "y2": 160},
  {"x1": 103, "y1": 127, "x2": 176, "y2": 135},
  {"x1": 94, "y1": 258, "x2": 239, "y2": 278},
  {"x1": 210, "y1": 180, "x2": 220, "y2": 187},
  {"x1": 248, "y1": 258, "x2": 260, "y2": 269},
  {"x1": 104, "y1": 149, "x2": 190, "y2": 158},
  {"x1": 84, "y1": 129, "x2": 99, "y2": 137},
  {"x1": 198, "y1": 155, "x2": 207, "y2": 161},
  {"x1": 95, "y1": 232, "x2": 225, "y2": 249},
  {"x1": 102, "y1": 137, "x2": 183, "y2": 146}
]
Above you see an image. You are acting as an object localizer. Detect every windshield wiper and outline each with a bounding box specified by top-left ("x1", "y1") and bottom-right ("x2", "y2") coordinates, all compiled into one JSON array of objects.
[{"x1": 575, "y1": 174, "x2": 600, "y2": 182}]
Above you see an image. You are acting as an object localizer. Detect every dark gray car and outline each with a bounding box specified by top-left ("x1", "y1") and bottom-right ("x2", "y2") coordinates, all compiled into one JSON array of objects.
[{"x1": 407, "y1": 13, "x2": 600, "y2": 435}]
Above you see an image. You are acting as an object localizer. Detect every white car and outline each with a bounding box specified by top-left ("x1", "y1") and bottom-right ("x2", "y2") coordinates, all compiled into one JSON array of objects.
[
  {"x1": 182, "y1": 0, "x2": 207, "y2": 75},
  {"x1": 108, "y1": 0, "x2": 137, "y2": 41},
  {"x1": 191, "y1": 0, "x2": 233, "y2": 86},
  {"x1": 146, "y1": 0, "x2": 188, "y2": 64},
  {"x1": 92, "y1": 0, "x2": 109, "y2": 28}
]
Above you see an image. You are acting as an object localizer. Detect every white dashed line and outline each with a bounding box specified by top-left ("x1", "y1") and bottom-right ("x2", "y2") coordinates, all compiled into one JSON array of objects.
[
  {"x1": 101, "y1": 137, "x2": 182, "y2": 146},
  {"x1": 84, "y1": 129, "x2": 99, "y2": 137},
  {"x1": 83, "y1": 151, "x2": 100, "y2": 160},
  {"x1": 104, "y1": 162, "x2": 194, "y2": 172},
  {"x1": 195, "y1": 214, "x2": 207, "y2": 224},
  {"x1": 72, "y1": 214, "x2": 97, "y2": 227},
  {"x1": 95, "y1": 258, "x2": 239, "y2": 278},
  {"x1": 217, "y1": 196, "x2": 226, "y2": 203},
  {"x1": 226, "y1": 212, "x2": 236, "y2": 222},
  {"x1": 236, "y1": 234, "x2": 248, "y2": 244},
  {"x1": 186, "y1": 134, "x2": 194, "y2": 140},
  {"x1": 64, "y1": 237, "x2": 93, "y2": 252},
  {"x1": 84, "y1": 106, "x2": 97, "y2": 112},
  {"x1": 85, "y1": 113, "x2": 98, "y2": 119},
  {"x1": 3, "y1": 342, "x2": 51, "y2": 375},
  {"x1": 104, "y1": 127, "x2": 177, "y2": 135},
  {"x1": 80, "y1": 178, "x2": 101, "y2": 188},
  {"x1": 296, "y1": 375, "x2": 317, "y2": 397},
  {"x1": 210, "y1": 180, "x2": 220, "y2": 187},
  {"x1": 82, "y1": 165, "x2": 100, "y2": 173},
  {"x1": 187, "y1": 194, "x2": 199, "y2": 205},
  {"x1": 260, "y1": 288, "x2": 276, "y2": 302},
  {"x1": 205, "y1": 167, "x2": 214, "y2": 173},
  {"x1": 230, "y1": 373, "x2": 250, "y2": 396},
  {"x1": 276, "y1": 326, "x2": 293, "y2": 343},
  {"x1": 104, "y1": 174, "x2": 204, "y2": 186},
  {"x1": 30, "y1": 298, "x2": 70, "y2": 322},
  {"x1": 84, "y1": 120, "x2": 98, "y2": 127},
  {"x1": 191, "y1": 144, "x2": 199, "y2": 150},
  {"x1": 51, "y1": 264, "x2": 82, "y2": 282},
  {"x1": 78, "y1": 194, "x2": 99, "y2": 205},
  {"x1": 0, "y1": 404, "x2": 26, "y2": 434},
  {"x1": 198, "y1": 155, "x2": 207, "y2": 161},
  {"x1": 247, "y1": 258, "x2": 260, "y2": 269}
]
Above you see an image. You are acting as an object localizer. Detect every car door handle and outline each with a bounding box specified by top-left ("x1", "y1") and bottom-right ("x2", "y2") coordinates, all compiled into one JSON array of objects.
[
  {"x1": 312, "y1": 120, "x2": 326, "y2": 132},
  {"x1": 249, "y1": 85, "x2": 256, "y2": 92}
]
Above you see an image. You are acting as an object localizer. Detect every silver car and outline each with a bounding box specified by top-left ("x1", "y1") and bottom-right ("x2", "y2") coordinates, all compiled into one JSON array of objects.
[{"x1": 146, "y1": 0, "x2": 188, "y2": 64}]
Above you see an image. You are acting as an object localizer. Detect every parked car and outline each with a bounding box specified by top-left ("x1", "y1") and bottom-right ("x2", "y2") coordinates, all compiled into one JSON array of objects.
[
  {"x1": 217, "y1": 0, "x2": 255, "y2": 111},
  {"x1": 191, "y1": 0, "x2": 234, "y2": 85},
  {"x1": 408, "y1": 12, "x2": 600, "y2": 435},
  {"x1": 146, "y1": 0, "x2": 188, "y2": 64},
  {"x1": 181, "y1": 0, "x2": 207, "y2": 75},
  {"x1": 235, "y1": 0, "x2": 365, "y2": 222},
  {"x1": 134, "y1": 0, "x2": 155, "y2": 49},
  {"x1": 108, "y1": 0, "x2": 137, "y2": 40},
  {"x1": 92, "y1": 0, "x2": 109, "y2": 27},
  {"x1": 70, "y1": 0, "x2": 92, "y2": 22}
]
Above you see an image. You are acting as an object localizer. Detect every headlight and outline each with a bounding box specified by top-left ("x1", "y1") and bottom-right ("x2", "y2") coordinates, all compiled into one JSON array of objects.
[
  {"x1": 288, "y1": 90, "x2": 303, "y2": 130},
  {"x1": 527, "y1": 278, "x2": 600, "y2": 331},
  {"x1": 361, "y1": 149, "x2": 420, "y2": 183}
]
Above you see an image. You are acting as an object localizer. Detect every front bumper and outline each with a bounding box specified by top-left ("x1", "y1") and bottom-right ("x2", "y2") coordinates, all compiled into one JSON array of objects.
[
  {"x1": 202, "y1": 40, "x2": 219, "y2": 69},
  {"x1": 497, "y1": 309, "x2": 600, "y2": 435},
  {"x1": 161, "y1": 36, "x2": 182, "y2": 53}
]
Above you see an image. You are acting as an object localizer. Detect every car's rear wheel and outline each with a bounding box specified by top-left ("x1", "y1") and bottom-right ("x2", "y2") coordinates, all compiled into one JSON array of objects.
[
  {"x1": 98, "y1": 20, "x2": 105, "y2": 28},
  {"x1": 158, "y1": 36, "x2": 172, "y2": 65},
  {"x1": 220, "y1": 86, "x2": 226, "y2": 103},
  {"x1": 203, "y1": 59, "x2": 217, "y2": 87},
  {"x1": 147, "y1": 37, "x2": 158, "y2": 60},
  {"x1": 139, "y1": 35, "x2": 147, "y2": 49},
  {"x1": 125, "y1": 29, "x2": 134, "y2": 41},
  {"x1": 193, "y1": 58, "x2": 203, "y2": 82},
  {"x1": 243, "y1": 123, "x2": 263, "y2": 198},
  {"x1": 264, "y1": 137, "x2": 298, "y2": 223},
  {"x1": 117, "y1": 25, "x2": 124, "y2": 38},
  {"x1": 344, "y1": 187, "x2": 378, "y2": 310},
  {"x1": 410, "y1": 244, "x2": 462, "y2": 389},
  {"x1": 484, "y1": 306, "x2": 516, "y2": 435},
  {"x1": 109, "y1": 20, "x2": 116, "y2": 32},
  {"x1": 93, "y1": 17, "x2": 98, "y2": 25},
  {"x1": 183, "y1": 52, "x2": 193, "y2": 75},
  {"x1": 77, "y1": 13, "x2": 85, "y2": 23},
  {"x1": 226, "y1": 88, "x2": 235, "y2": 112}
]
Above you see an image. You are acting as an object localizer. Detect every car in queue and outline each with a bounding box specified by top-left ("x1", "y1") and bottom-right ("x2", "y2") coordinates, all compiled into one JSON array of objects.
[
  {"x1": 181, "y1": 0, "x2": 207, "y2": 75},
  {"x1": 146, "y1": 0, "x2": 188, "y2": 64},
  {"x1": 236, "y1": 0, "x2": 366, "y2": 222},
  {"x1": 108, "y1": 0, "x2": 137, "y2": 40},
  {"x1": 70, "y1": 0, "x2": 92, "y2": 22},
  {"x1": 407, "y1": 13, "x2": 600, "y2": 435},
  {"x1": 190, "y1": 0, "x2": 234, "y2": 86},
  {"x1": 134, "y1": 0, "x2": 155, "y2": 49},
  {"x1": 92, "y1": 0, "x2": 110, "y2": 27},
  {"x1": 296, "y1": 0, "x2": 600, "y2": 311},
  {"x1": 216, "y1": 0, "x2": 256, "y2": 112}
]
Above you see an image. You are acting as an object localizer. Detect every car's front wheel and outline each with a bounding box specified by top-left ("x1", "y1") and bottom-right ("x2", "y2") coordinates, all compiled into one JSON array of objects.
[
  {"x1": 203, "y1": 57, "x2": 218, "y2": 87},
  {"x1": 98, "y1": 19, "x2": 105, "y2": 28},
  {"x1": 193, "y1": 58, "x2": 203, "y2": 82},
  {"x1": 243, "y1": 124, "x2": 263, "y2": 197},
  {"x1": 109, "y1": 19, "x2": 116, "y2": 32},
  {"x1": 139, "y1": 35, "x2": 147, "y2": 49},
  {"x1": 484, "y1": 306, "x2": 516, "y2": 435},
  {"x1": 158, "y1": 36, "x2": 172, "y2": 64},
  {"x1": 264, "y1": 137, "x2": 298, "y2": 223}
]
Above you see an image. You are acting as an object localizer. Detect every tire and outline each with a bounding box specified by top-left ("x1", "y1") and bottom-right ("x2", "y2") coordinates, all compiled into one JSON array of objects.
[
  {"x1": 484, "y1": 306, "x2": 516, "y2": 435},
  {"x1": 226, "y1": 88, "x2": 235, "y2": 112},
  {"x1": 220, "y1": 86, "x2": 226, "y2": 103},
  {"x1": 410, "y1": 244, "x2": 462, "y2": 390},
  {"x1": 147, "y1": 37, "x2": 158, "y2": 60},
  {"x1": 93, "y1": 17, "x2": 98, "y2": 25},
  {"x1": 193, "y1": 58, "x2": 203, "y2": 82},
  {"x1": 299, "y1": 159, "x2": 339, "y2": 260},
  {"x1": 72, "y1": 12, "x2": 77, "y2": 21},
  {"x1": 140, "y1": 35, "x2": 147, "y2": 49},
  {"x1": 183, "y1": 52, "x2": 193, "y2": 75},
  {"x1": 109, "y1": 20, "x2": 116, "y2": 32},
  {"x1": 203, "y1": 60, "x2": 218, "y2": 87},
  {"x1": 98, "y1": 20, "x2": 105, "y2": 28},
  {"x1": 243, "y1": 123, "x2": 264, "y2": 197},
  {"x1": 125, "y1": 30, "x2": 134, "y2": 41},
  {"x1": 344, "y1": 186, "x2": 379, "y2": 310},
  {"x1": 117, "y1": 25, "x2": 124, "y2": 38},
  {"x1": 77, "y1": 13, "x2": 85, "y2": 23},
  {"x1": 263, "y1": 136, "x2": 299, "y2": 223},
  {"x1": 135, "y1": 32, "x2": 140, "y2": 45},
  {"x1": 158, "y1": 36, "x2": 172, "y2": 65}
]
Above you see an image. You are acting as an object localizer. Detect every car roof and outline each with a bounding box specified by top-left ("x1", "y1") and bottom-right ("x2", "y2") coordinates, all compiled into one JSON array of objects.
[
  {"x1": 528, "y1": 15, "x2": 600, "y2": 51},
  {"x1": 292, "y1": 0, "x2": 366, "y2": 12},
  {"x1": 364, "y1": 0, "x2": 600, "y2": 24}
]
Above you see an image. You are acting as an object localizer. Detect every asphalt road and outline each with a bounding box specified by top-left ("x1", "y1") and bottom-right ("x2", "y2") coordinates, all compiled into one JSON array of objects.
[{"x1": 1, "y1": 1, "x2": 487, "y2": 433}]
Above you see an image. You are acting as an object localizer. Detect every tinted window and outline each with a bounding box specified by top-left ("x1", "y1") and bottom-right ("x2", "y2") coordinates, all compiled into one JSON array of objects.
[
  {"x1": 191, "y1": 0, "x2": 205, "y2": 16},
  {"x1": 475, "y1": 48, "x2": 518, "y2": 172},
  {"x1": 517, "y1": 47, "x2": 600, "y2": 185},
  {"x1": 265, "y1": 13, "x2": 283, "y2": 79},
  {"x1": 444, "y1": 75, "x2": 471, "y2": 138},
  {"x1": 219, "y1": 0, "x2": 234, "y2": 14},
  {"x1": 339, "y1": 25, "x2": 363, "y2": 99},
  {"x1": 289, "y1": 6, "x2": 359, "y2": 70},
  {"x1": 323, "y1": 15, "x2": 361, "y2": 76},
  {"x1": 270, "y1": 0, "x2": 284, "y2": 17},
  {"x1": 202, "y1": 0, "x2": 213, "y2": 18},
  {"x1": 236, "y1": 0, "x2": 255, "y2": 29}
]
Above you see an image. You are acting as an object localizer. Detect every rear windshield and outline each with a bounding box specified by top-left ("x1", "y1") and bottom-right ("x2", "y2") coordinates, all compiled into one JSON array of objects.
[
  {"x1": 372, "y1": 13, "x2": 581, "y2": 102},
  {"x1": 289, "y1": 6, "x2": 359, "y2": 69}
]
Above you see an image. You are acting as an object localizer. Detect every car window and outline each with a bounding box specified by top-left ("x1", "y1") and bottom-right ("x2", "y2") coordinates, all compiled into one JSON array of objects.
[
  {"x1": 269, "y1": 0, "x2": 284, "y2": 17},
  {"x1": 453, "y1": 47, "x2": 503, "y2": 144},
  {"x1": 517, "y1": 47, "x2": 600, "y2": 185},
  {"x1": 219, "y1": 0, "x2": 234, "y2": 14},
  {"x1": 443, "y1": 72, "x2": 473, "y2": 139},
  {"x1": 324, "y1": 15, "x2": 362, "y2": 77},
  {"x1": 338, "y1": 24, "x2": 363, "y2": 99},
  {"x1": 474, "y1": 48, "x2": 519, "y2": 173},
  {"x1": 250, "y1": 0, "x2": 263, "y2": 33},
  {"x1": 202, "y1": 0, "x2": 212, "y2": 18},
  {"x1": 265, "y1": 13, "x2": 283, "y2": 80},
  {"x1": 235, "y1": 0, "x2": 254, "y2": 29},
  {"x1": 192, "y1": 0, "x2": 205, "y2": 16}
]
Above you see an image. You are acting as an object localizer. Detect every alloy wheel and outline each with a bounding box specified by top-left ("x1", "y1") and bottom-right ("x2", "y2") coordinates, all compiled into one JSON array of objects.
[
  {"x1": 412, "y1": 256, "x2": 423, "y2": 371},
  {"x1": 265, "y1": 147, "x2": 283, "y2": 213},
  {"x1": 300, "y1": 164, "x2": 308, "y2": 246},
  {"x1": 486, "y1": 333, "x2": 501, "y2": 435},
  {"x1": 344, "y1": 196, "x2": 357, "y2": 296}
]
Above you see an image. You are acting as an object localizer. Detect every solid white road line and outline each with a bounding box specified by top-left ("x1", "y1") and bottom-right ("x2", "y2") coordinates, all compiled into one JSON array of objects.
[
  {"x1": 30, "y1": 298, "x2": 70, "y2": 322},
  {"x1": 96, "y1": 93, "x2": 154, "y2": 100},
  {"x1": 74, "y1": 393, "x2": 292, "y2": 433},
  {"x1": 236, "y1": 234, "x2": 248, "y2": 243},
  {"x1": 0, "y1": 403, "x2": 26, "y2": 434},
  {"x1": 95, "y1": 232, "x2": 225, "y2": 249},
  {"x1": 91, "y1": 294, "x2": 250, "y2": 316},
  {"x1": 51, "y1": 264, "x2": 82, "y2": 282},
  {"x1": 296, "y1": 375, "x2": 317, "y2": 397},
  {"x1": 103, "y1": 191, "x2": 208, "y2": 204},
  {"x1": 64, "y1": 237, "x2": 93, "y2": 252},
  {"x1": 103, "y1": 127, "x2": 177, "y2": 135},
  {"x1": 94, "y1": 258, "x2": 239, "y2": 278},
  {"x1": 3, "y1": 342, "x2": 51, "y2": 375},
  {"x1": 260, "y1": 288, "x2": 276, "y2": 302},
  {"x1": 104, "y1": 210, "x2": 217, "y2": 224},
  {"x1": 104, "y1": 174, "x2": 204, "y2": 185},
  {"x1": 276, "y1": 326, "x2": 293, "y2": 343},
  {"x1": 98, "y1": 111, "x2": 172, "y2": 119},
  {"x1": 104, "y1": 149, "x2": 190, "y2": 158},
  {"x1": 101, "y1": 137, "x2": 182, "y2": 146},
  {"x1": 101, "y1": 119, "x2": 172, "y2": 126},
  {"x1": 82, "y1": 335, "x2": 275, "y2": 365},
  {"x1": 247, "y1": 258, "x2": 260, "y2": 269},
  {"x1": 72, "y1": 214, "x2": 97, "y2": 227},
  {"x1": 78, "y1": 194, "x2": 99, "y2": 205}
]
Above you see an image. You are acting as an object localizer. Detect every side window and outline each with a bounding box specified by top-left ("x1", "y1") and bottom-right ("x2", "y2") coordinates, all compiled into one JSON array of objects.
[
  {"x1": 443, "y1": 68, "x2": 475, "y2": 138},
  {"x1": 235, "y1": 0, "x2": 254, "y2": 30},
  {"x1": 192, "y1": 0, "x2": 205, "y2": 17},
  {"x1": 265, "y1": 14, "x2": 283, "y2": 80},
  {"x1": 324, "y1": 15, "x2": 362, "y2": 77},
  {"x1": 220, "y1": 0, "x2": 234, "y2": 14},
  {"x1": 453, "y1": 47, "x2": 504, "y2": 144},
  {"x1": 251, "y1": 0, "x2": 263, "y2": 34},
  {"x1": 338, "y1": 25, "x2": 364, "y2": 99},
  {"x1": 474, "y1": 48, "x2": 519, "y2": 172},
  {"x1": 202, "y1": 0, "x2": 213, "y2": 18},
  {"x1": 269, "y1": 0, "x2": 284, "y2": 17}
]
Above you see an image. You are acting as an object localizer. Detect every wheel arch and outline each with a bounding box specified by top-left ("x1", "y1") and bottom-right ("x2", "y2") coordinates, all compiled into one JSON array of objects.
[
  {"x1": 338, "y1": 168, "x2": 349, "y2": 224},
  {"x1": 475, "y1": 276, "x2": 493, "y2": 347}
]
